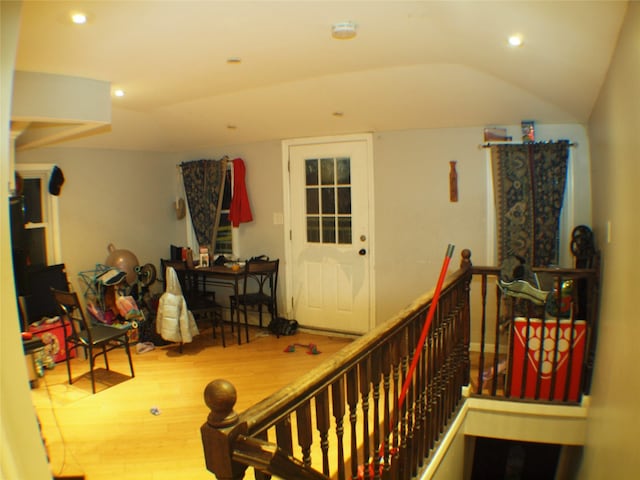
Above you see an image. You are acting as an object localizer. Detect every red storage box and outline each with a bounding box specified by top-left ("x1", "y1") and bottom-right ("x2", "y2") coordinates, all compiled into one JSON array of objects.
[
  {"x1": 28, "y1": 318, "x2": 75, "y2": 363},
  {"x1": 510, "y1": 317, "x2": 586, "y2": 401}
]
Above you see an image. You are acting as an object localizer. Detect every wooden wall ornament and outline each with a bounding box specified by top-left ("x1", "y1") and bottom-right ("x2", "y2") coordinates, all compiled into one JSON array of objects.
[{"x1": 449, "y1": 161, "x2": 458, "y2": 202}]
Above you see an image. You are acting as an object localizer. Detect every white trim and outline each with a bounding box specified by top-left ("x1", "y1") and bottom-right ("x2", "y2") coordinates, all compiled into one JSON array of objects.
[
  {"x1": 281, "y1": 133, "x2": 376, "y2": 330},
  {"x1": 485, "y1": 149, "x2": 496, "y2": 265}
]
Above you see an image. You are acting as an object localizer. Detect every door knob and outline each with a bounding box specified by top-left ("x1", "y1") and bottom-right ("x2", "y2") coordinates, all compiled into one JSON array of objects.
[{"x1": 359, "y1": 248, "x2": 367, "y2": 256}]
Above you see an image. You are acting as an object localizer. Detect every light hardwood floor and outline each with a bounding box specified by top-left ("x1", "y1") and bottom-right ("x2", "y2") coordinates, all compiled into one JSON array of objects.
[{"x1": 31, "y1": 324, "x2": 353, "y2": 480}]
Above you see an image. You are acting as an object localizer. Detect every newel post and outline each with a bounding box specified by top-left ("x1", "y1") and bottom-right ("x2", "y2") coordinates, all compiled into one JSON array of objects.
[{"x1": 201, "y1": 379, "x2": 248, "y2": 480}]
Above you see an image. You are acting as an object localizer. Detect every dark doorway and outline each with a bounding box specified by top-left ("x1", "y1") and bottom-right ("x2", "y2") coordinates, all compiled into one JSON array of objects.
[{"x1": 471, "y1": 436, "x2": 561, "y2": 479}]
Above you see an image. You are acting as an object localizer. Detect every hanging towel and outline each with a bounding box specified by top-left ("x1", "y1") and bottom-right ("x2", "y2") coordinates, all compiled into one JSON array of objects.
[{"x1": 229, "y1": 158, "x2": 253, "y2": 227}]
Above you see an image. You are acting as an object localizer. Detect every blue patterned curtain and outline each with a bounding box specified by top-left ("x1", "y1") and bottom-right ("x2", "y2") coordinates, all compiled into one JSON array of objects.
[
  {"x1": 491, "y1": 142, "x2": 569, "y2": 267},
  {"x1": 181, "y1": 158, "x2": 228, "y2": 254}
]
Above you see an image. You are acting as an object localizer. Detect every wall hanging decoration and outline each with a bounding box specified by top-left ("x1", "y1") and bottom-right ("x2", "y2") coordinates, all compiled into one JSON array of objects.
[
  {"x1": 521, "y1": 120, "x2": 535, "y2": 143},
  {"x1": 449, "y1": 161, "x2": 458, "y2": 202},
  {"x1": 491, "y1": 141, "x2": 570, "y2": 267}
]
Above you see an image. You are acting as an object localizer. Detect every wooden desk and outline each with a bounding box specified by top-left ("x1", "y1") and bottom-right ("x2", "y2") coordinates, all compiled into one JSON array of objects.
[{"x1": 188, "y1": 265, "x2": 247, "y2": 344}]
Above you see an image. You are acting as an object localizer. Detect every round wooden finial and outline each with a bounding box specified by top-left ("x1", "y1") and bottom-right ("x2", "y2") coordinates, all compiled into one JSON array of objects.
[
  {"x1": 461, "y1": 249, "x2": 472, "y2": 267},
  {"x1": 204, "y1": 379, "x2": 239, "y2": 427}
]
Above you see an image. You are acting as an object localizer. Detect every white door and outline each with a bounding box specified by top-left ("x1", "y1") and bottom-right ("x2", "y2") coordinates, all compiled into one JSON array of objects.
[{"x1": 284, "y1": 135, "x2": 374, "y2": 334}]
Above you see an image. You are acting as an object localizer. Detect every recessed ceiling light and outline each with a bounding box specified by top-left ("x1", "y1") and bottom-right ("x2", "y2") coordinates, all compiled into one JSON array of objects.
[
  {"x1": 227, "y1": 125, "x2": 237, "y2": 130},
  {"x1": 71, "y1": 12, "x2": 87, "y2": 24},
  {"x1": 113, "y1": 89, "x2": 125, "y2": 97},
  {"x1": 332, "y1": 22, "x2": 357, "y2": 40},
  {"x1": 226, "y1": 57, "x2": 242, "y2": 64},
  {"x1": 508, "y1": 35, "x2": 523, "y2": 47},
  {"x1": 332, "y1": 111, "x2": 344, "y2": 117}
]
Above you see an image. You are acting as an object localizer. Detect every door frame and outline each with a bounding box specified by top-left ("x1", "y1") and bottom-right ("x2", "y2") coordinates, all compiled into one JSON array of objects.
[{"x1": 281, "y1": 133, "x2": 376, "y2": 330}]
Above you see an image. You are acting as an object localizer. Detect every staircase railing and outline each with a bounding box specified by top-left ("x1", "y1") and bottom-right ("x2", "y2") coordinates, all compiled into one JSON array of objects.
[
  {"x1": 201, "y1": 249, "x2": 473, "y2": 479},
  {"x1": 468, "y1": 256, "x2": 601, "y2": 402}
]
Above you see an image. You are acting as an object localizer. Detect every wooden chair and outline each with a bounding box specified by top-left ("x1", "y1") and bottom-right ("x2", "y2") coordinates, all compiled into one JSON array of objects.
[
  {"x1": 229, "y1": 258, "x2": 279, "y2": 344},
  {"x1": 51, "y1": 288, "x2": 134, "y2": 393},
  {"x1": 160, "y1": 259, "x2": 225, "y2": 347}
]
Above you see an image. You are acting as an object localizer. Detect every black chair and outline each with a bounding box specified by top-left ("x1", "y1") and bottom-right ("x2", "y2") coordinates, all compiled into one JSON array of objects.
[
  {"x1": 160, "y1": 259, "x2": 225, "y2": 347},
  {"x1": 51, "y1": 288, "x2": 134, "y2": 393},
  {"x1": 230, "y1": 258, "x2": 279, "y2": 344}
]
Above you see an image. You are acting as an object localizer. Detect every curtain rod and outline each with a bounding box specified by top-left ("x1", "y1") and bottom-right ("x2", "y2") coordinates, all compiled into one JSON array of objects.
[
  {"x1": 479, "y1": 141, "x2": 577, "y2": 149},
  {"x1": 176, "y1": 156, "x2": 230, "y2": 167}
]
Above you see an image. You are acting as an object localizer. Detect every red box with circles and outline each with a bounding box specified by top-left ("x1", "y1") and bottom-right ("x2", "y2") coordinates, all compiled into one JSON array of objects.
[
  {"x1": 510, "y1": 317, "x2": 586, "y2": 402},
  {"x1": 28, "y1": 319, "x2": 75, "y2": 363}
]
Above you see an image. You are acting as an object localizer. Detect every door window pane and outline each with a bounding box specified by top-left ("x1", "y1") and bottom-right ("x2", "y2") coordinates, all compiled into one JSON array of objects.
[
  {"x1": 320, "y1": 158, "x2": 334, "y2": 185},
  {"x1": 337, "y1": 187, "x2": 351, "y2": 214},
  {"x1": 337, "y1": 158, "x2": 350, "y2": 184},
  {"x1": 321, "y1": 187, "x2": 335, "y2": 214},
  {"x1": 338, "y1": 217, "x2": 352, "y2": 244},
  {"x1": 306, "y1": 159, "x2": 318, "y2": 186},
  {"x1": 307, "y1": 216, "x2": 320, "y2": 243},
  {"x1": 322, "y1": 217, "x2": 336, "y2": 243},
  {"x1": 306, "y1": 188, "x2": 319, "y2": 214}
]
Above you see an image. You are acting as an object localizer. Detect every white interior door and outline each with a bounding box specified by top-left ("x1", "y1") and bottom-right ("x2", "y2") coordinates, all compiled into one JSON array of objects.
[{"x1": 284, "y1": 135, "x2": 373, "y2": 334}]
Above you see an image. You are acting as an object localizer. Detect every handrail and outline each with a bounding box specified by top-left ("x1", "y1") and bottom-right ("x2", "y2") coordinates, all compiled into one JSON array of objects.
[{"x1": 202, "y1": 249, "x2": 473, "y2": 479}]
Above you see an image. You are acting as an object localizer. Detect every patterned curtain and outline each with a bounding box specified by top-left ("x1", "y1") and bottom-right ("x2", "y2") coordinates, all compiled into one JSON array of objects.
[
  {"x1": 491, "y1": 142, "x2": 569, "y2": 267},
  {"x1": 181, "y1": 158, "x2": 228, "y2": 254}
]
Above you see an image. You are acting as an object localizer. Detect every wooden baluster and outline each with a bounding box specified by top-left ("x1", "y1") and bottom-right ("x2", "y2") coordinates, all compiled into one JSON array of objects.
[
  {"x1": 359, "y1": 357, "x2": 372, "y2": 479},
  {"x1": 346, "y1": 367, "x2": 359, "y2": 480},
  {"x1": 477, "y1": 273, "x2": 488, "y2": 394},
  {"x1": 201, "y1": 379, "x2": 248, "y2": 480},
  {"x1": 414, "y1": 321, "x2": 426, "y2": 468},
  {"x1": 276, "y1": 414, "x2": 294, "y2": 455},
  {"x1": 405, "y1": 317, "x2": 417, "y2": 477},
  {"x1": 331, "y1": 377, "x2": 346, "y2": 480},
  {"x1": 426, "y1": 321, "x2": 436, "y2": 454},
  {"x1": 380, "y1": 342, "x2": 392, "y2": 480},
  {"x1": 491, "y1": 283, "x2": 502, "y2": 396},
  {"x1": 549, "y1": 274, "x2": 563, "y2": 401},
  {"x1": 370, "y1": 349, "x2": 382, "y2": 480},
  {"x1": 398, "y1": 325, "x2": 410, "y2": 480},
  {"x1": 315, "y1": 389, "x2": 331, "y2": 476},
  {"x1": 461, "y1": 250, "x2": 472, "y2": 387},
  {"x1": 296, "y1": 400, "x2": 313, "y2": 468},
  {"x1": 254, "y1": 430, "x2": 271, "y2": 480},
  {"x1": 390, "y1": 332, "x2": 403, "y2": 480}
]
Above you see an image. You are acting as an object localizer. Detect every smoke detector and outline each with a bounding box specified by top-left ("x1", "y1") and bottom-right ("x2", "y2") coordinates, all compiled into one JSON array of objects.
[{"x1": 332, "y1": 21, "x2": 357, "y2": 40}]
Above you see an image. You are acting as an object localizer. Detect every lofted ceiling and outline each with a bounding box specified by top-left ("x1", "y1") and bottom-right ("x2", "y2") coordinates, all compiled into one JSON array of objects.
[{"x1": 12, "y1": 0, "x2": 628, "y2": 152}]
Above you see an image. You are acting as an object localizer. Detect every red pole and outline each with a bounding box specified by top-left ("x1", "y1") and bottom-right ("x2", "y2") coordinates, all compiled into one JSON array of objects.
[
  {"x1": 366, "y1": 245, "x2": 455, "y2": 477},
  {"x1": 397, "y1": 244, "x2": 455, "y2": 413}
]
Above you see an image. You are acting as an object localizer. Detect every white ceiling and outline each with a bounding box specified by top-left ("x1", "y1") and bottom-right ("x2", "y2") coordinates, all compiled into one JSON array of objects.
[{"x1": 13, "y1": 0, "x2": 628, "y2": 152}]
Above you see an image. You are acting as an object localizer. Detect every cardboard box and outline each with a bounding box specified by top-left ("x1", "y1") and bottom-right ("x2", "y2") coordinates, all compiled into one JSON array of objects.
[{"x1": 29, "y1": 319, "x2": 76, "y2": 363}]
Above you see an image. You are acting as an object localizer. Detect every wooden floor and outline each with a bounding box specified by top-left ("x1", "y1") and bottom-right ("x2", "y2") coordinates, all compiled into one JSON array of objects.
[{"x1": 31, "y1": 324, "x2": 353, "y2": 480}]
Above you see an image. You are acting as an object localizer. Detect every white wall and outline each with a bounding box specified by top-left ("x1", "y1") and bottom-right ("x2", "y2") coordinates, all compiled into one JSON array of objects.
[
  {"x1": 371, "y1": 124, "x2": 591, "y2": 324},
  {"x1": 580, "y1": 2, "x2": 640, "y2": 477},
  {"x1": 17, "y1": 148, "x2": 184, "y2": 295},
  {"x1": 17, "y1": 122, "x2": 592, "y2": 329}
]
